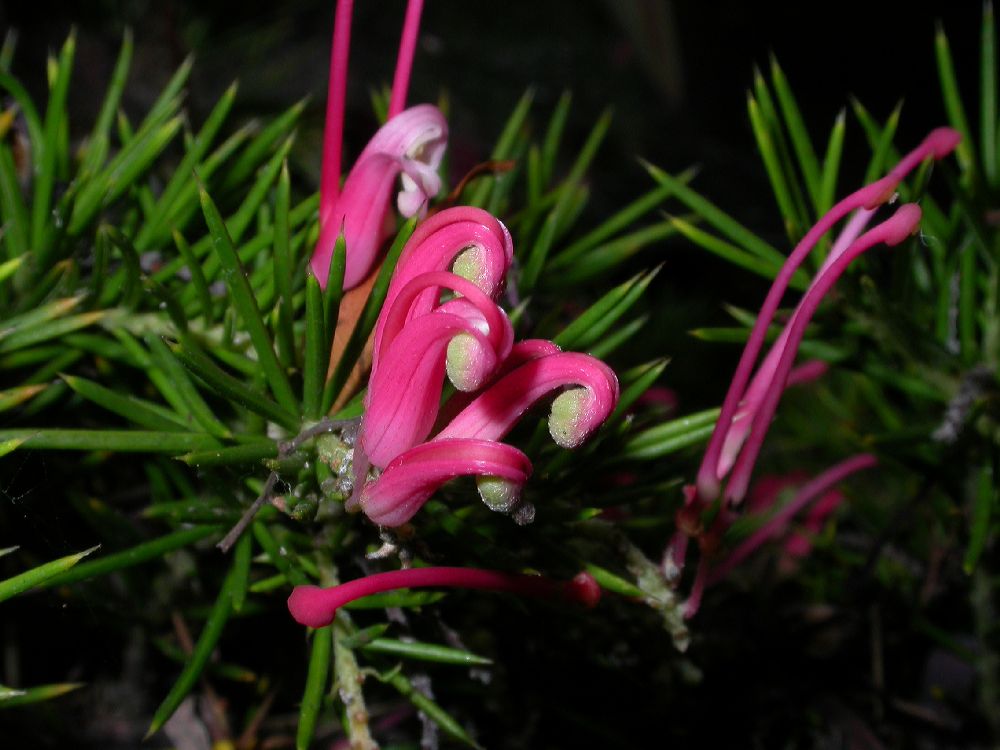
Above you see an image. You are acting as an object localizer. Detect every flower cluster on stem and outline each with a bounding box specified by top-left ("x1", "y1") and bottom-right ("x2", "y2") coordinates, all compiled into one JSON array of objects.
[
  {"x1": 292, "y1": 0, "x2": 618, "y2": 635},
  {"x1": 347, "y1": 205, "x2": 619, "y2": 527}
]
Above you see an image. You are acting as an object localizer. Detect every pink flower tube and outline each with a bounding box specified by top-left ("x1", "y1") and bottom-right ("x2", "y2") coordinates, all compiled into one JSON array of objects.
[
  {"x1": 435, "y1": 339, "x2": 564, "y2": 428},
  {"x1": 372, "y1": 206, "x2": 514, "y2": 368},
  {"x1": 436, "y1": 352, "x2": 620, "y2": 449},
  {"x1": 715, "y1": 358, "x2": 829, "y2": 481},
  {"x1": 288, "y1": 566, "x2": 600, "y2": 629},
  {"x1": 360, "y1": 439, "x2": 533, "y2": 527},
  {"x1": 373, "y1": 270, "x2": 511, "y2": 376},
  {"x1": 361, "y1": 313, "x2": 499, "y2": 470},
  {"x1": 311, "y1": 105, "x2": 449, "y2": 289}
]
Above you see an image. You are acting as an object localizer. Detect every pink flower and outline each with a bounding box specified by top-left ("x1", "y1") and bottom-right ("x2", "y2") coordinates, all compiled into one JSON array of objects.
[
  {"x1": 288, "y1": 566, "x2": 600, "y2": 629},
  {"x1": 360, "y1": 439, "x2": 532, "y2": 527},
  {"x1": 371, "y1": 206, "x2": 514, "y2": 372},
  {"x1": 310, "y1": 0, "x2": 449, "y2": 290},
  {"x1": 665, "y1": 128, "x2": 960, "y2": 614},
  {"x1": 435, "y1": 351, "x2": 620, "y2": 449},
  {"x1": 694, "y1": 128, "x2": 960, "y2": 506},
  {"x1": 361, "y1": 271, "x2": 514, "y2": 469},
  {"x1": 342, "y1": 203, "x2": 618, "y2": 527}
]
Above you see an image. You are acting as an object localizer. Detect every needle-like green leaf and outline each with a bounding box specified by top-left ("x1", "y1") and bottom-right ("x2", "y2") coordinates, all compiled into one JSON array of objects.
[
  {"x1": 0, "y1": 682, "x2": 83, "y2": 708},
  {"x1": 0, "y1": 545, "x2": 98, "y2": 603},
  {"x1": 361, "y1": 638, "x2": 492, "y2": 666},
  {"x1": 199, "y1": 182, "x2": 298, "y2": 414},
  {"x1": 0, "y1": 429, "x2": 222, "y2": 453},
  {"x1": 146, "y1": 565, "x2": 236, "y2": 738},
  {"x1": 295, "y1": 625, "x2": 333, "y2": 750},
  {"x1": 39, "y1": 526, "x2": 221, "y2": 589},
  {"x1": 935, "y1": 23, "x2": 976, "y2": 172}
]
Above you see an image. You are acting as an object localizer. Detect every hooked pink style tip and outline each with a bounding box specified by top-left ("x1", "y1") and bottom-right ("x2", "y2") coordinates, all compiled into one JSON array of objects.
[{"x1": 925, "y1": 126, "x2": 962, "y2": 158}]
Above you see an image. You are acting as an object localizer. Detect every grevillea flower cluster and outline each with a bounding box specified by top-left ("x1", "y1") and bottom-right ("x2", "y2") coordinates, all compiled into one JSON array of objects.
[
  {"x1": 290, "y1": 0, "x2": 618, "y2": 630},
  {"x1": 669, "y1": 127, "x2": 962, "y2": 616},
  {"x1": 348, "y1": 205, "x2": 620, "y2": 527}
]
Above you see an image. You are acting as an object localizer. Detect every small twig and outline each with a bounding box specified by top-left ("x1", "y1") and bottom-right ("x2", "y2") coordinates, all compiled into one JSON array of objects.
[
  {"x1": 432, "y1": 159, "x2": 515, "y2": 213},
  {"x1": 236, "y1": 688, "x2": 278, "y2": 750},
  {"x1": 217, "y1": 418, "x2": 357, "y2": 553},
  {"x1": 171, "y1": 611, "x2": 196, "y2": 654},
  {"x1": 282, "y1": 417, "x2": 355, "y2": 455},
  {"x1": 218, "y1": 472, "x2": 278, "y2": 553}
]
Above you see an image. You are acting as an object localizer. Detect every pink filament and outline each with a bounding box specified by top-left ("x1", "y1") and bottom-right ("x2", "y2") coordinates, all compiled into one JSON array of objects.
[
  {"x1": 288, "y1": 568, "x2": 600, "y2": 628},
  {"x1": 320, "y1": 0, "x2": 354, "y2": 216},
  {"x1": 389, "y1": 0, "x2": 425, "y2": 118},
  {"x1": 707, "y1": 453, "x2": 877, "y2": 586}
]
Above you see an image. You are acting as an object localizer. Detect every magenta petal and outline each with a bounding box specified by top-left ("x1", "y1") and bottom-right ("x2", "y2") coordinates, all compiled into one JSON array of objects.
[
  {"x1": 313, "y1": 105, "x2": 449, "y2": 290},
  {"x1": 373, "y1": 207, "x2": 514, "y2": 363},
  {"x1": 354, "y1": 104, "x2": 448, "y2": 173},
  {"x1": 359, "y1": 439, "x2": 533, "y2": 526},
  {"x1": 392, "y1": 206, "x2": 513, "y2": 297},
  {"x1": 373, "y1": 270, "x2": 510, "y2": 378},
  {"x1": 362, "y1": 312, "x2": 497, "y2": 468},
  {"x1": 312, "y1": 153, "x2": 403, "y2": 289},
  {"x1": 436, "y1": 352, "x2": 619, "y2": 448}
]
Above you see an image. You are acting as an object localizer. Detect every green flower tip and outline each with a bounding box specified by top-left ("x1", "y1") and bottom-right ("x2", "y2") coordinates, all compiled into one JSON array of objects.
[
  {"x1": 476, "y1": 474, "x2": 522, "y2": 513},
  {"x1": 548, "y1": 387, "x2": 590, "y2": 448},
  {"x1": 446, "y1": 332, "x2": 482, "y2": 392},
  {"x1": 451, "y1": 245, "x2": 485, "y2": 285}
]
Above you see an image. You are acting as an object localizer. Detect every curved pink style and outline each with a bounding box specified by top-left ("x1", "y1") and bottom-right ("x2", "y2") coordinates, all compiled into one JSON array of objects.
[
  {"x1": 319, "y1": 0, "x2": 355, "y2": 213},
  {"x1": 372, "y1": 207, "x2": 514, "y2": 365},
  {"x1": 436, "y1": 352, "x2": 620, "y2": 448},
  {"x1": 360, "y1": 439, "x2": 532, "y2": 527},
  {"x1": 361, "y1": 313, "x2": 499, "y2": 469},
  {"x1": 723, "y1": 205, "x2": 921, "y2": 503},
  {"x1": 316, "y1": 1, "x2": 438, "y2": 289},
  {"x1": 374, "y1": 270, "x2": 510, "y2": 374},
  {"x1": 288, "y1": 567, "x2": 600, "y2": 629},
  {"x1": 695, "y1": 128, "x2": 960, "y2": 502},
  {"x1": 388, "y1": 0, "x2": 424, "y2": 119}
]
